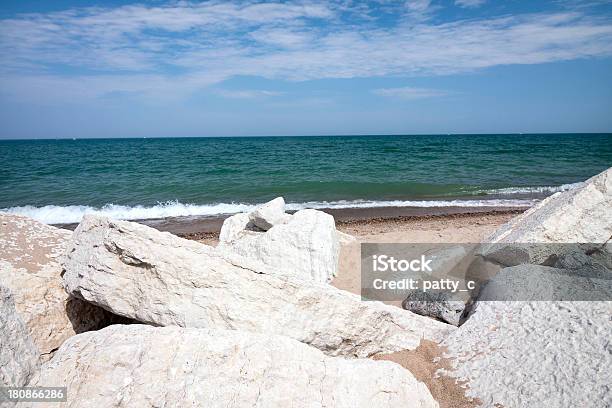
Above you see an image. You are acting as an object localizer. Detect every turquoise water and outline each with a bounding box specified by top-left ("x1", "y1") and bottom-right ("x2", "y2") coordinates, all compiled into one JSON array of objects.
[{"x1": 1, "y1": 134, "x2": 610, "y2": 223}]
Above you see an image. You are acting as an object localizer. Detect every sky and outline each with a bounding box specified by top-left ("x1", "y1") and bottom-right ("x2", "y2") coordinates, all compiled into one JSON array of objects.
[{"x1": 0, "y1": 0, "x2": 611, "y2": 138}]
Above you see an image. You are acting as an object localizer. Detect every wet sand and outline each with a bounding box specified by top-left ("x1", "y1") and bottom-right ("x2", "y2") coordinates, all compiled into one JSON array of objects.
[
  {"x1": 56, "y1": 205, "x2": 523, "y2": 239},
  {"x1": 332, "y1": 210, "x2": 519, "y2": 300}
]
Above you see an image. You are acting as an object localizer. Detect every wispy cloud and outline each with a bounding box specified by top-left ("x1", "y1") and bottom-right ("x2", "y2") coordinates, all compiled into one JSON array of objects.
[
  {"x1": 372, "y1": 87, "x2": 448, "y2": 99},
  {"x1": 455, "y1": 0, "x2": 487, "y2": 8},
  {"x1": 215, "y1": 89, "x2": 283, "y2": 98},
  {"x1": 1, "y1": 1, "x2": 611, "y2": 104}
]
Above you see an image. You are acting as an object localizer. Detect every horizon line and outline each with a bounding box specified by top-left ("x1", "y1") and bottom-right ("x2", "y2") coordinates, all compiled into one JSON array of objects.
[{"x1": 1, "y1": 132, "x2": 612, "y2": 141}]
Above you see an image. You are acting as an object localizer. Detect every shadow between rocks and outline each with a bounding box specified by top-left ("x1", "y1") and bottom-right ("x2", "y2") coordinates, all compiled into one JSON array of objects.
[{"x1": 65, "y1": 296, "x2": 138, "y2": 335}]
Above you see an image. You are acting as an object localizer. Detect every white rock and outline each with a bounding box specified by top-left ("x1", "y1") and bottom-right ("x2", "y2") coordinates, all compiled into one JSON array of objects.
[
  {"x1": 63, "y1": 215, "x2": 452, "y2": 357},
  {"x1": 478, "y1": 264, "x2": 612, "y2": 302},
  {"x1": 219, "y1": 199, "x2": 340, "y2": 283},
  {"x1": 440, "y1": 298, "x2": 612, "y2": 407},
  {"x1": 218, "y1": 212, "x2": 251, "y2": 243},
  {"x1": 0, "y1": 213, "x2": 108, "y2": 357},
  {"x1": 399, "y1": 246, "x2": 472, "y2": 325},
  {"x1": 402, "y1": 291, "x2": 468, "y2": 326},
  {"x1": 480, "y1": 167, "x2": 612, "y2": 266},
  {"x1": 424, "y1": 245, "x2": 469, "y2": 278},
  {"x1": 26, "y1": 325, "x2": 439, "y2": 408},
  {"x1": 0, "y1": 285, "x2": 39, "y2": 387},
  {"x1": 553, "y1": 248, "x2": 612, "y2": 279},
  {"x1": 248, "y1": 197, "x2": 290, "y2": 230},
  {"x1": 220, "y1": 209, "x2": 340, "y2": 283}
]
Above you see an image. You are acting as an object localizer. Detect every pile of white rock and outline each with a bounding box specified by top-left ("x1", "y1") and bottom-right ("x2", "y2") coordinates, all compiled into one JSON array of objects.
[
  {"x1": 217, "y1": 197, "x2": 341, "y2": 283},
  {"x1": 1, "y1": 198, "x2": 449, "y2": 407},
  {"x1": 441, "y1": 167, "x2": 612, "y2": 407},
  {"x1": 403, "y1": 167, "x2": 612, "y2": 328},
  {"x1": 2, "y1": 166, "x2": 610, "y2": 408}
]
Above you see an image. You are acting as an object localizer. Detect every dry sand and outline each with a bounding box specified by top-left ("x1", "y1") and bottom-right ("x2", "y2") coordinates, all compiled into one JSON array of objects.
[
  {"x1": 374, "y1": 340, "x2": 482, "y2": 408},
  {"x1": 332, "y1": 211, "x2": 519, "y2": 297}
]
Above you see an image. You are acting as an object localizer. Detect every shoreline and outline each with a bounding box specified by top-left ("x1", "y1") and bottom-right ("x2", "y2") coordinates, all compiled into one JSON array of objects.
[{"x1": 54, "y1": 205, "x2": 527, "y2": 239}]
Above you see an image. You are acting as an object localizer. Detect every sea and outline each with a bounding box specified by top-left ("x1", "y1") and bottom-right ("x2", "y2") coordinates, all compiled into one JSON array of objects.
[{"x1": 1, "y1": 134, "x2": 610, "y2": 224}]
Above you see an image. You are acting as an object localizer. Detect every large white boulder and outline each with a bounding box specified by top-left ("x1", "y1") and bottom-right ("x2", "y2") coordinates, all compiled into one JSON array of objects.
[
  {"x1": 440, "y1": 297, "x2": 612, "y2": 407},
  {"x1": 0, "y1": 285, "x2": 39, "y2": 387},
  {"x1": 62, "y1": 215, "x2": 452, "y2": 358},
  {"x1": 0, "y1": 213, "x2": 108, "y2": 358},
  {"x1": 220, "y1": 209, "x2": 340, "y2": 283},
  {"x1": 26, "y1": 325, "x2": 439, "y2": 408},
  {"x1": 480, "y1": 167, "x2": 612, "y2": 266},
  {"x1": 478, "y1": 264, "x2": 612, "y2": 302},
  {"x1": 248, "y1": 196, "x2": 290, "y2": 230}
]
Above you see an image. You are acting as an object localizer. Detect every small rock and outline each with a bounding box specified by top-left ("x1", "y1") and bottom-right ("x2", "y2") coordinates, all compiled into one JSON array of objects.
[
  {"x1": 218, "y1": 212, "x2": 251, "y2": 243},
  {"x1": 220, "y1": 209, "x2": 340, "y2": 283},
  {"x1": 402, "y1": 291, "x2": 469, "y2": 326},
  {"x1": 248, "y1": 197, "x2": 290, "y2": 230}
]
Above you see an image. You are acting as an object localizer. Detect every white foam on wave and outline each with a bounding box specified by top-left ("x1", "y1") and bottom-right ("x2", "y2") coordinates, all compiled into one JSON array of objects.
[
  {"x1": 287, "y1": 198, "x2": 537, "y2": 211},
  {"x1": 2, "y1": 198, "x2": 537, "y2": 225},
  {"x1": 481, "y1": 182, "x2": 583, "y2": 195},
  {"x1": 0, "y1": 201, "x2": 258, "y2": 225}
]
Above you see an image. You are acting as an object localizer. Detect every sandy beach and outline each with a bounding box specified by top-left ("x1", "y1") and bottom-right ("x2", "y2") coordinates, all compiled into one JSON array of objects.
[
  {"x1": 331, "y1": 210, "x2": 520, "y2": 296},
  {"x1": 61, "y1": 206, "x2": 522, "y2": 245}
]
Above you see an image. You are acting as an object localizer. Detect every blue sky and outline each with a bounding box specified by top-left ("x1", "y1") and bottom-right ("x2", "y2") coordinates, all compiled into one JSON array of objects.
[{"x1": 0, "y1": 0, "x2": 611, "y2": 138}]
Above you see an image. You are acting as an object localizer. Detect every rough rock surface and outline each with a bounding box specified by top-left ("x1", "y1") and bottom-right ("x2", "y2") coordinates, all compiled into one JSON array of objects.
[
  {"x1": 248, "y1": 196, "x2": 290, "y2": 230},
  {"x1": 218, "y1": 212, "x2": 252, "y2": 243},
  {"x1": 480, "y1": 167, "x2": 612, "y2": 266},
  {"x1": 0, "y1": 285, "x2": 39, "y2": 387},
  {"x1": 26, "y1": 325, "x2": 439, "y2": 408},
  {"x1": 478, "y1": 264, "x2": 612, "y2": 302},
  {"x1": 63, "y1": 215, "x2": 452, "y2": 357},
  {"x1": 402, "y1": 292, "x2": 468, "y2": 326},
  {"x1": 440, "y1": 299, "x2": 612, "y2": 407},
  {"x1": 424, "y1": 245, "x2": 469, "y2": 277},
  {"x1": 220, "y1": 209, "x2": 340, "y2": 283},
  {"x1": 401, "y1": 246, "x2": 472, "y2": 326},
  {"x1": 0, "y1": 213, "x2": 108, "y2": 357}
]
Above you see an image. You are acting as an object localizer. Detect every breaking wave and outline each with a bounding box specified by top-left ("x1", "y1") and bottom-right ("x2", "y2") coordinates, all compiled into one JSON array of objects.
[
  {"x1": 480, "y1": 182, "x2": 583, "y2": 195},
  {"x1": 2, "y1": 198, "x2": 538, "y2": 225}
]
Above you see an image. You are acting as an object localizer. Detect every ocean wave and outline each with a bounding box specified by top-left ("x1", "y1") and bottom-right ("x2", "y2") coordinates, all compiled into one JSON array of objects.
[
  {"x1": 480, "y1": 182, "x2": 583, "y2": 195},
  {"x1": 2, "y1": 198, "x2": 537, "y2": 225}
]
